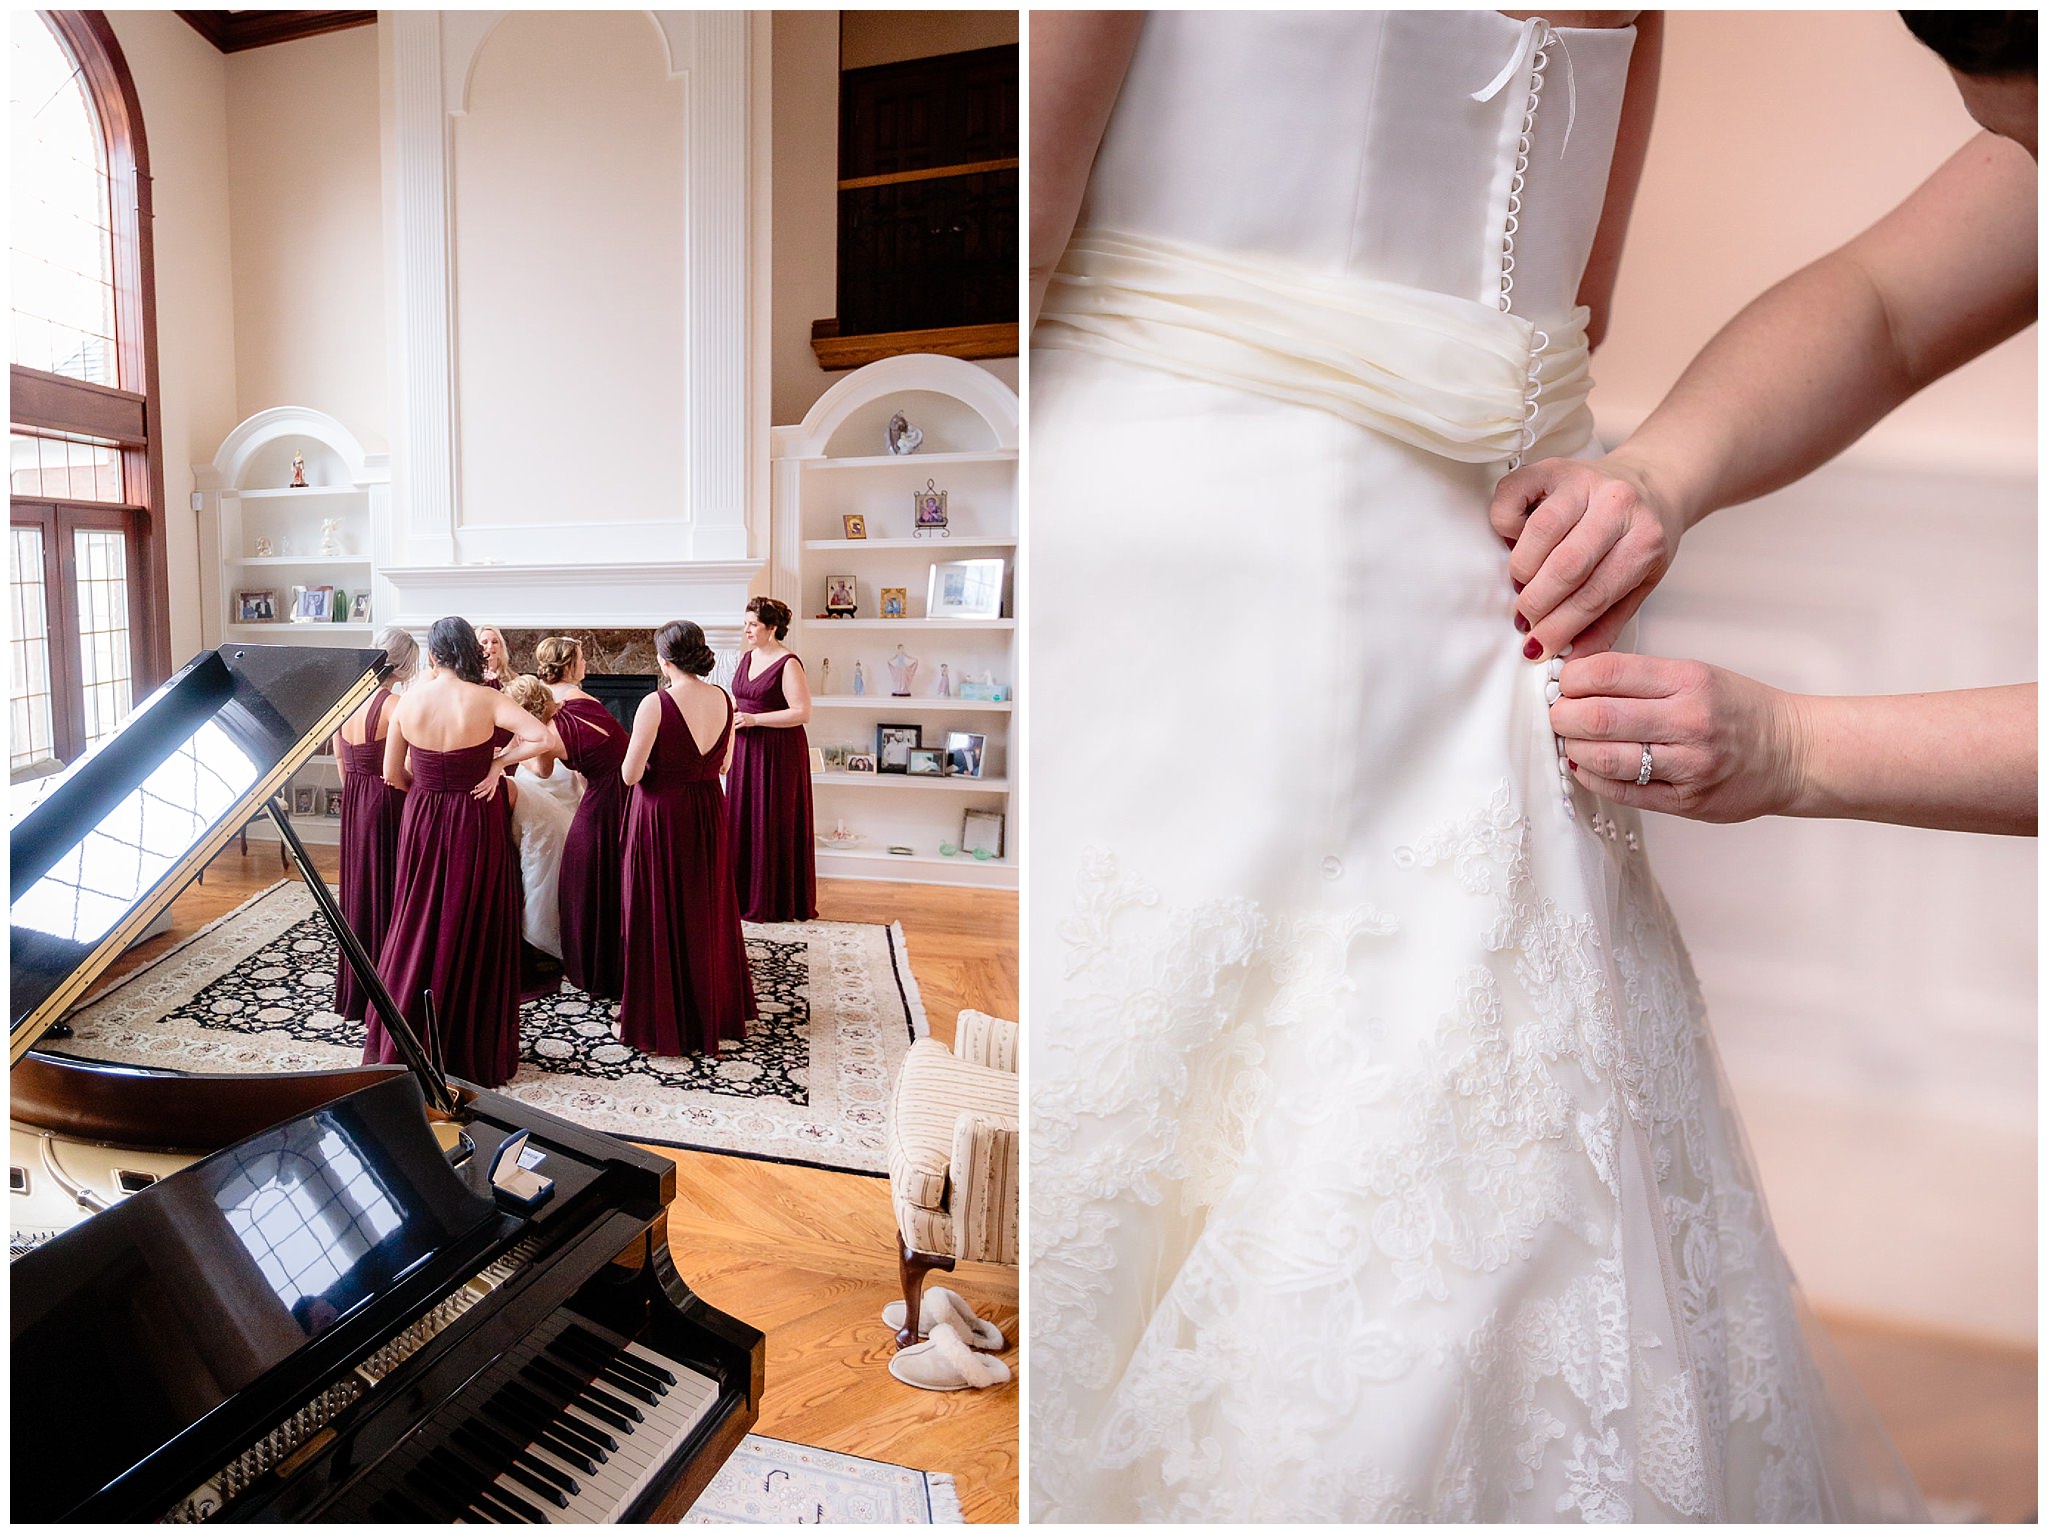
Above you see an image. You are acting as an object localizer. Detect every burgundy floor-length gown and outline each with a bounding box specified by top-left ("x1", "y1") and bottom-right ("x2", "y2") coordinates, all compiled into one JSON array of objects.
[
  {"x1": 726, "y1": 650, "x2": 817, "y2": 922},
  {"x1": 619, "y1": 690, "x2": 758, "y2": 1054},
  {"x1": 363, "y1": 739, "x2": 523, "y2": 1087},
  {"x1": 333, "y1": 690, "x2": 405, "y2": 1020},
  {"x1": 554, "y1": 697, "x2": 631, "y2": 999}
]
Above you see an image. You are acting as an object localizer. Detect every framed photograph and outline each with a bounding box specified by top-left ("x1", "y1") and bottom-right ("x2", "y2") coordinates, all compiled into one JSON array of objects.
[
  {"x1": 912, "y1": 480, "x2": 948, "y2": 535},
  {"x1": 826, "y1": 574, "x2": 858, "y2": 614},
  {"x1": 842, "y1": 513, "x2": 867, "y2": 540},
  {"x1": 324, "y1": 787, "x2": 345, "y2": 818},
  {"x1": 944, "y1": 730, "x2": 986, "y2": 778},
  {"x1": 880, "y1": 586, "x2": 908, "y2": 620},
  {"x1": 820, "y1": 741, "x2": 846, "y2": 769},
  {"x1": 292, "y1": 784, "x2": 319, "y2": 816},
  {"x1": 844, "y1": 752, "x2": 877, "y2": 774},
  {"x1": 292, "y1": 584, "x2": 334, "y2": 623},
  {"x1": 927, "y1": 558, "x2": 1004, "y2": 620},
  {"x1": 962, "y1": 808, "x2": 1005, "y2": 860},
  {"x1": 875, "y1": 722, "x2": 922, "y2": 773},
  {"x1": 235, "y1": 589, "x2": 278, "y2": 623},
  {"x1": 349, "y1": 591, "x2": 371, "y2": 623},
  {"x1": 906, "y1": 745, "x2": 947, "y2": 777}
]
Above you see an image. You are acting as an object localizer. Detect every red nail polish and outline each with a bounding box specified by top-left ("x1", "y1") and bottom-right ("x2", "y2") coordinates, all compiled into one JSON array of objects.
[
  {"x1": 1514, "y1": 612, "x2": 1529, "y2": 633},
  {"x1": 1512, "y1": 579, "x2": 1524, "y2": 594},
  {"x1": 1523, "y1": 637, "x2": 1542, "y2": 661},
  {"x1": 1501, "y1": 536, "x2": 1516, "y2": 549},
  {"x1": 1567, "y1": 759, "x2": 1577, "y2": 772}
]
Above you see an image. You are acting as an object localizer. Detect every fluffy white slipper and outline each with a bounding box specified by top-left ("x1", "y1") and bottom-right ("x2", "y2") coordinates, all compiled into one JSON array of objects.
[
  {"x1": 888, "y1": 1322, "x2": 1012, "y2": 1392},
  {"x1": 881, "y1": 1286, "x2": 1005, "y2": 1350}
]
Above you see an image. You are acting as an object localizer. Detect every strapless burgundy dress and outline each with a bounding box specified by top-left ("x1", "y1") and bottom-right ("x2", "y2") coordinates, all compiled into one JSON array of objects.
[
  {"x1": 363, "y1": 737, "x2": 523, "y2": 1087},
  {"x1": 333, "y1": 689, "x2": 404, "y2": 1020}
]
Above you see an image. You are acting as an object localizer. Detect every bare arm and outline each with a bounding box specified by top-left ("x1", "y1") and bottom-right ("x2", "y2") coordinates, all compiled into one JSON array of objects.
[
  {"x1": 1028, "y1": 11, "x2": 1144, "y2": 330},
  {"x1": 620, "y1": 694, "x2": 663, "y2": 788},
  {"x1": 489, "y1": 695, "x2": 552, "y2": 768},
  {"x1": 381, "y1": 707, "x2": 411, "y2": 792},
  {"x1": 1499, "y1": 130, "x2": 2037, "y2": 661},
  {"x1": 1574, "y1": 11, "x2": 1661, "y2": 351}
]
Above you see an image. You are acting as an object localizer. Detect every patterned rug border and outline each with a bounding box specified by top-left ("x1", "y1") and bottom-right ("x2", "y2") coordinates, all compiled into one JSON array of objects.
[
  {"x1": 50, "y1": 880, "x2": 927, "y2": 1179},
  {"x1": 683, "y1": 1433, "x2": 964, "y2": 1524}
]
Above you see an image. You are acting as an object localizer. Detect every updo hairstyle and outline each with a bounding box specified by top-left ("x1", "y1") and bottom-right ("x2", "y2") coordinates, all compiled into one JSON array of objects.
[
  {"x1": 534, "y1": 635, "x2": 582, "y2": 684},
  {"x1": 747, "y1": 596, "x2": 793, "y2": 641},
  {"x1": 375, "y1": 625, "x2": 420, "y2": 684},
  {"x1": 504, "y1": 673, "x2": 558, "y2": 723},
  {"x1": 427, "y1": 615, "x2": 487, "y2": 685},
  {"x1": 654, "y1": 620, "x2": 716, "y2": 677}
]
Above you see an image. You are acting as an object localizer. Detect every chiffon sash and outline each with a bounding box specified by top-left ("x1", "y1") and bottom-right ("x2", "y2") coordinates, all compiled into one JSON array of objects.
[{"x1": 1037, "y1": 228, "x2": 1593, "y2": 463}]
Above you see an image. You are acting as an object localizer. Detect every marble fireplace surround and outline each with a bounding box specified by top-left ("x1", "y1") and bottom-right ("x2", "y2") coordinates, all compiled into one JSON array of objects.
[{"x1": 495, "y1": 626, "x2": 742, "y2": 692}]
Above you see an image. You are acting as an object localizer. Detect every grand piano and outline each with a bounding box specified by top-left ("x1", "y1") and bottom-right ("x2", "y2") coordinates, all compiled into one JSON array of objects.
[{"x1": 11, "y1": 645, "x2": 764, "y2": 1522}]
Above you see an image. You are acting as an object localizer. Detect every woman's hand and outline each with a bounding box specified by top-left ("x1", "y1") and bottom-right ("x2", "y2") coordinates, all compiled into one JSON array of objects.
[
  {"x1": 733, "y1": 713, "x2": 754, "y2": 730},
  {"x1": 1549, "y1": 651, "x2": 1811, "y2": 823},
  {"x1": 1491, "y1": 454, "x2": 1688, "y2": 661},
  {"x1": 470, "y1": 763, "x2": 506, "y2": 802}
]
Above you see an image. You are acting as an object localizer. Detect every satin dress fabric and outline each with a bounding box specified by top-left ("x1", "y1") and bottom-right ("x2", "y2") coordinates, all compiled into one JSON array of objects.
[
  {"x1": 333, "y1": 688, "x2": 404, "y2": 1021},
  {"x1": 1029, "y1": 11, "x2": 1922, "y2": 1523},
  {"x1": 619, "y1": 690, "x2": 759, "y2": 1055},
  {"x1": 363, "y1": 739, "x2": 523, "y2": 1089},
  {"x1": 553, "y1": 697, "x2": 632, "y2": 1000},
  {"x1": 727, "y1": 650, "x2": 819, "y2": 922}
]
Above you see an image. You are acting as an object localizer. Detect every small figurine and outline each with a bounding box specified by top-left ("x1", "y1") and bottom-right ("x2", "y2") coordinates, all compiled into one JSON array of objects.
[
  {"x1": 820, "y1": 658, "x2": 831, "y2": 695},
  {"x1": 937, "y1": 662, "x2": 950, "y2": 698},
  {"x1": 321, "y1": 518, "x2": 341, "y2": 557},
  {"x1": 253, "y1": 536, "x2": 274, "y2": 558},
  {"x1": 887, "y1": 645, "x2": 918, "y2": 697},
  {"x1": 289, "y1": 451, "x2": 308, "y2": 488},
  {"x1": 886, "y1": 412, "x2": 924, "y2": 456},
  {"x1": 853, "y1": 661, "x2": 866, "y2": 696}
]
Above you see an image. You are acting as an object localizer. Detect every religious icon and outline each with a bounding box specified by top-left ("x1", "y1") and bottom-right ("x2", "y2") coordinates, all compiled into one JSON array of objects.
[
  {"x1": 842, "y1": 514, "x2": 867, "y2": 540},
  {"x1": 886, "y1": 412, "x2": 923, "y2": 456},
  {"x1": 911, "y1": 478, "x2": 949, "y2": 538},
  {"x1": 827, "y1": 575, "x2": 857, "y2": 615},
  {"x1": 880, "y1": 587, "x2": 907, "y2": 620}
]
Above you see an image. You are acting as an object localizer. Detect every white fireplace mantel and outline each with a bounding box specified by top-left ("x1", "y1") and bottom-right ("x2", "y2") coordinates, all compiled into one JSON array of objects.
[{"x1": 380, "y1": 559, "x2": 761, "y2": 632}]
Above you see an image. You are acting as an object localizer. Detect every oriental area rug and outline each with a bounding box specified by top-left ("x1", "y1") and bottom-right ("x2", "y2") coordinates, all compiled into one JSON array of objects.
[
  {"x1": 42, "y1": 882, "x2": 926, "y2": 1176},
  {"x1": 682, "y1": 1436, "x2": 962, "y2": 1524}
]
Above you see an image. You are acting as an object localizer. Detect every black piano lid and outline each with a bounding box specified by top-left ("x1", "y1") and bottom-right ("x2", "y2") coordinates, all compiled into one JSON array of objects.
[
  {"x1": 10, "y1": 1072, "x2": 501, "y2": 1523},
  {"x1": 10, "y1": 643, "x2": 384, "y2": 1062}
]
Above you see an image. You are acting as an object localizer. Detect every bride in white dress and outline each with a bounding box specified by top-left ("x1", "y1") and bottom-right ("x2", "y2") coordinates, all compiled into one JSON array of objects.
[{"x1": 1029, "y1": 12, "x2": 1923, "y2": 1522}]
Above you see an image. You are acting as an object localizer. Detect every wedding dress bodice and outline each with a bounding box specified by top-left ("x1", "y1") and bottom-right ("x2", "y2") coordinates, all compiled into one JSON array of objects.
[{"x1": 1080, "y1": 11, "x2": 1635, "y2": 325}]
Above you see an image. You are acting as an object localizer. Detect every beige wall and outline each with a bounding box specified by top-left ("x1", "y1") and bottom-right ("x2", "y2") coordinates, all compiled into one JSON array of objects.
[
  {"x1": 1594, "y1": 9, "x2": 2035, "y2": 469},
  {"x1": 223, "y1": 25, "x2": 387, "y2": 454},
  {"x1": 770, "y1": 11, "x2": 1020, "y2": 429},
  {"x1": 106, "y1": 10, "x2": 239, "y2": 664}
]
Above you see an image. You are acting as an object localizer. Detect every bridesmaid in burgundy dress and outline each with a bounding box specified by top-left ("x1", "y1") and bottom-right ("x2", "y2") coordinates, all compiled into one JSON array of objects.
[
  {"x1": 331, "y1": 626, "x2": 418, "y2": 1021},
  {"x1": 727, "y1": 596, "x2": 818, "y2": 922},
  {"x1": 477, "y1": 624, "x2": 509, "y2": 690},
  {"x1": 618, "y1": 621, "x2": 758, "y2": 1054},
  {"x1": 364, "y1": 616, "x2": 551, "y2": 1087},
  {"x1": 537, "y1": 635, "x2": 631, "y2": 1000}
]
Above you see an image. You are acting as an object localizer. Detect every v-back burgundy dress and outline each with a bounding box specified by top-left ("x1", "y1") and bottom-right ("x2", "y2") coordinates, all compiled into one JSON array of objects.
[
  {"x1": 554, "y1": 696, "x2": 631, "y2": 999},
  {"x1": 363, "y1": 738, "x2": 523, "y2": 1087},
  {"x1": 726, "y1": 650, "x2": 817, "y2": 922},
  {"x1": 333, "y1": 689, "x2": 405, "y2": 1021},
  {"x1": 619, "y1": 690, "x2": 758, "y2": 1054}
]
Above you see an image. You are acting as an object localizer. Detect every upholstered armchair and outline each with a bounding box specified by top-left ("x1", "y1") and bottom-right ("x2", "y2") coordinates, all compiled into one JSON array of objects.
[{"x1": 884, "y1": 1010, "x2": 1020, "y2": 1349}]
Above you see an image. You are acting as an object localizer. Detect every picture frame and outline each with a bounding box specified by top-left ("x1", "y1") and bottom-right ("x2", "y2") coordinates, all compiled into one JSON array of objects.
[
  {"x1": 235, "y1": 589, "x2": 278, "y2": 623},
  {"x1": 926, "y1": 558, "x2": 1004, "y2": 620},
  {"x1": 820, "y1": 741, "x2": 846, "y2": 769},
  {"x1": 292, "y1": 584, "x2": 334, "y2": 623},
  {"x1": 349, "y1": 591, "x2": 371, "y2": 623},
  {"x1": 292, "y1": 784, "x2": 318, "y2": 816},
  {"x1": 906, "y1": 745, "x2": 947, "y2": 777},
  {"x1": 943, "y1": 730, "x2": 986, "y2": 778},
  {"x1": 880, "y1": 586, "x2": 908, "y2": 620},
  {"x1": 911, "y1": 479, "x2": 949, "y2": 536},
  {"x1": 844, "y1": 752, "x2": 877, "y2": 774},
  {"x1": 875, "y1": 722, "x2": 922, "y2": 774},
  {"x1": 842, "y1": 513, "x2": 867, "y2": 540},
  {"x1": 324, "y1": 787, "x2": 345, "y2": 818},
  {"x1": 961, "y1": 808, "x2": 1005, "y2": 860},
  {"x1": 826, "y1": 574, "x2": 858, "y2": 614}
]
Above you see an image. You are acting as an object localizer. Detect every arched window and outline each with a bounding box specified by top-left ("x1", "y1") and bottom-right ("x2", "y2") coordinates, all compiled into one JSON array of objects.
[{"x1": 9, "y1": 10, "x2": 168, "y2": 771}]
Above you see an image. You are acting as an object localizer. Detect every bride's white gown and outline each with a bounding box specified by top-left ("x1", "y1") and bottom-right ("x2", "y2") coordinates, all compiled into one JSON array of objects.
[{"x1": 1030, "y1": 12, "x2": 1922, "y2": 1522}]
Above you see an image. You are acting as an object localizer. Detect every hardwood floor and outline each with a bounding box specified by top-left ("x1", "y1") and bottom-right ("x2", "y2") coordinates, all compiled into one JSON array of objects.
[
  {"x1": 85, "y1": 844, "x2": 1022, "y2": 1522},
  {"x1": 75, "y1": 845, "x2": 2037, "y2": 1522}
]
